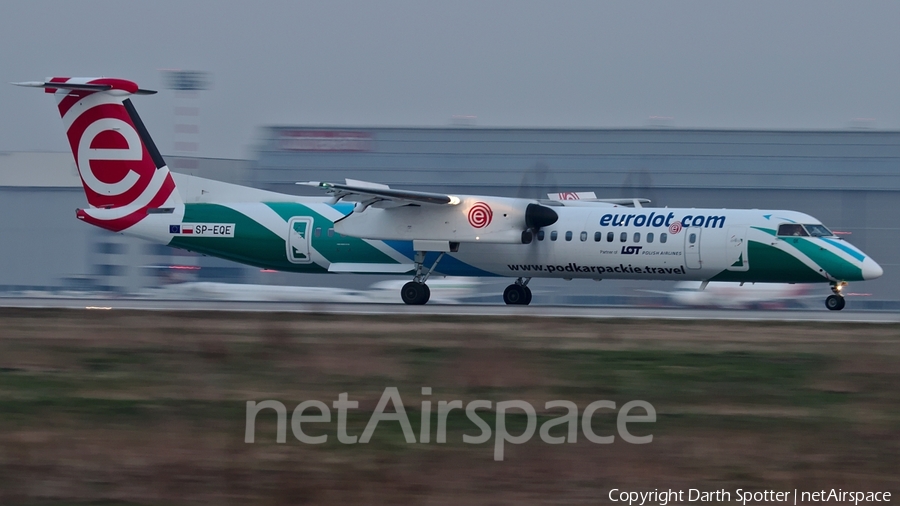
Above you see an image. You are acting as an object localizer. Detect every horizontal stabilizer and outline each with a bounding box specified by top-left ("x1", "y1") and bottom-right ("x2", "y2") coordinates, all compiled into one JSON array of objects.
[{"x1": 12, "y1": 80, "x2": 157, "y2": 95}]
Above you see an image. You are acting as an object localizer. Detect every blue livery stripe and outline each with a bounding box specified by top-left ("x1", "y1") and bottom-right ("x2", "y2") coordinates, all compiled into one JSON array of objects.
[
  {"x1": 384, "y1": 241, "x2": 499, "y2": 277},
  {"x1": 821, "y1": 237, "x2": 865, "y2": 262}
]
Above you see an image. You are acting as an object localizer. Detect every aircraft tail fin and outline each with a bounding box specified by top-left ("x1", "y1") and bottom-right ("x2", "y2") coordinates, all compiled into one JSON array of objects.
[{"x1": 15, "y1": 77, "x2": 182, "y2": 232}]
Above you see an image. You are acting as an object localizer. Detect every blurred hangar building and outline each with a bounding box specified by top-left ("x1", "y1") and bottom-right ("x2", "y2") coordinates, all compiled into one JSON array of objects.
[
  {"x1": 0, "y1": 153, "x2": 251, "y2": 294},
  {"x1": 1, "y1": 126, "x2": 898, "y2": 306}
]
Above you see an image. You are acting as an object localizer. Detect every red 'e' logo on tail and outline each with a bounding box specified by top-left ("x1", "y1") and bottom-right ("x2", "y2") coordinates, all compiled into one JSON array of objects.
[
  {"x1": 51, "y1": 78, "x2": 176, "y2": 232},
  {"x1": 66, "y1": 102, "x2": 158, "y2": 209}
]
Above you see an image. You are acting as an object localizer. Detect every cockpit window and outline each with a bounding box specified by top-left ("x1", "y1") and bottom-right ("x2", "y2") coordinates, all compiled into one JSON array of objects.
[
  {"x1": 803, "y1": 224, "x2": 833, "y2": 237},
  {"x1": 777, "y1": 223, "x2": 835, "y2": 237},
  {"x1": 777, "y1": 224, "x2": 808, "y2": 237}
]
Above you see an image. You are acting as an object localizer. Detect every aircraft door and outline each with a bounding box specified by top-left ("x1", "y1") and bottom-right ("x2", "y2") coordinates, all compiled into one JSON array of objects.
[
  {"x1": 684, "y1": 228, "x2": 702, "y2": 269},
  {"x1": 725, "y1": 226, "x2": 749, "y2": 271},
  {"x1": 287, "y1": 217, "x2": 313, "y2": 264}
]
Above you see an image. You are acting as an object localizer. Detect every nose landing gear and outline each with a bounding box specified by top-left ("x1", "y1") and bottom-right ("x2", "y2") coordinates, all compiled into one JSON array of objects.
[
  {"x1": 825, "y1": 282, "x2": 847, "y2": 311},
  {"x1": 503, "y1": 277, "x2": 533, "y2": 305}
]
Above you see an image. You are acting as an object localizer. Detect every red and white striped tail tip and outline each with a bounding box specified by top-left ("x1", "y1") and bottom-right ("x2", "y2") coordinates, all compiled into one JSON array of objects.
[{"x1": 12, "y1": 78, "x2": 157, "y2": 95}]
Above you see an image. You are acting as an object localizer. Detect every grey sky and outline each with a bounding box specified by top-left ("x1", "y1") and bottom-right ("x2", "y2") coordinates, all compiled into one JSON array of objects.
[{"x1": 2, "y1": 1, "x2": 898, "y2": 159}]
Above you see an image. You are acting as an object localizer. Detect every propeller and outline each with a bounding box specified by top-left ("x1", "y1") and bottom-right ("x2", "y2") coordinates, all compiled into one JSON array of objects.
[{"x1": 521, "y1": 203, "x2": 558, "y2": 244}]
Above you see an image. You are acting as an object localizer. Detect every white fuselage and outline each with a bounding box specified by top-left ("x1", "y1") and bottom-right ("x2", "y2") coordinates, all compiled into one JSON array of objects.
[{"x1": 444, "y1": 206, "x2": 763, "y2": 280}]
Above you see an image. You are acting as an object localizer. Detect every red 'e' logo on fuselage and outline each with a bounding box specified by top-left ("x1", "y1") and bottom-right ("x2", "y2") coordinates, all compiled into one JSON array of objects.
[{"x1": 468, "y1": 202, "x2": 493, "y2": 228}]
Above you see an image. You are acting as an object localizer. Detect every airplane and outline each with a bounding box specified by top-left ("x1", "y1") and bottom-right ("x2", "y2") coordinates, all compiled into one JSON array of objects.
[{"x1": 15, "y1": 77, "x2": 883, "y2": 310}]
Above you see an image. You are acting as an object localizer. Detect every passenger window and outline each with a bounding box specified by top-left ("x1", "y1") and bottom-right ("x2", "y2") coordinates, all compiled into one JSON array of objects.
[
  {"x1": 314, "y1": 227, "x2": 322, "y2": 238},
  {"x1": 607, "y1": 232, "x2": 614, "y2": 242},
  {"x1": 550, "y1": 231, "x2": 558, "y2": 241},
  {"x1": 327, "y1": 228, "x2": 335, "y2": 238},
  {"x1": 620, "y1": 232, "x2": 627, "y2": 242},
  {"x1": 689, "y1": 233, "x2": 697, "y2": 244},
  {"x1": 580, "y1": 231, "x2": 588, "y2": 242},
  {"x1": 777, "y1": 224, "x2": 808, "y2": 237},
  {"x1": 537, "y1": 230, "x2": 545, "y2": 241},
  {"x1": 647, "y1": 232, "x2": 654, "y2": 243},
  {"x1": 660, "y1": 233, "x2": 667, "y2": 244},
  {"x1": 594, "y1": 231, "x2": 602, "y2": 242},
  {"x1": 634, "y1": 232, "x2": 641, "y2": 242},
  {"x1": 565, "y1": 231, "x2": 573, "y2": 241}
]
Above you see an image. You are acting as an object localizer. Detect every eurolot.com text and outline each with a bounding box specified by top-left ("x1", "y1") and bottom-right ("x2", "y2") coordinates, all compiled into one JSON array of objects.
[{"x1": 245, "y1": 387, "x2": 656, "y2": 461}]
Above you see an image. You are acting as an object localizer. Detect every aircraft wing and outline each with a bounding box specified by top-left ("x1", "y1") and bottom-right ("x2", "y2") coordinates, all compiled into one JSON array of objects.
[
  {"x1": 300, "y1": 178, "x2": 555, "y2": 243},
  {"x1": 299, "y1": 179, "x2": 460, "y2": 208}
]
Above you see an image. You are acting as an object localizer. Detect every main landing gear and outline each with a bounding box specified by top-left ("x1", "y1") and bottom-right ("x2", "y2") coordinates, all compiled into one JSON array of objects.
[
  {"x1": 825, "y1": 282, "x2": 847, "y2": 311},
  {"x1": 401, "y1": 281, "x2": 430, "y2": 305},
  {"x1": 503, "y1": 277, "x2": 533, "y2": 305},
  {"x1": 400, "y1": 251, "x2": 445, "y2": 305}
]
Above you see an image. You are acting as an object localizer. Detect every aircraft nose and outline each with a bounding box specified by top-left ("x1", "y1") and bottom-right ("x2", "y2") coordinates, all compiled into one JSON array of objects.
[{"x1": 862, "y1": 257, "x2": 884, "y2": 280}]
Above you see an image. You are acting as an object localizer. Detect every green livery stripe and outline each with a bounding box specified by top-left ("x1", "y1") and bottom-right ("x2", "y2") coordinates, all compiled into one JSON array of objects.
[
  {"x1": 168, "y1": 202, "x2": 400, "y2": 273},
  {"x1": 752, "y1": 226, "x2": 863, "y2": 281},
  {"x1": 752, "y1": 226, "x2": 776, "y2": 237},
  {"x1": 169, "y1": 203, "x2": 327, "y2": 272},
  {"x1": 711, "y1": 240, "x2": 826, "y2": 283},
  {"x1": 783, "y1": 237, "x2": 862, "y2": 281},
  {"x1": 264, "y1": 202, "x2": 398, "y2": 265}
]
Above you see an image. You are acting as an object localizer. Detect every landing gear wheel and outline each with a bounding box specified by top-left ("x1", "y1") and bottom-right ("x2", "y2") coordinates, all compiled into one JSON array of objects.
[
  {"x1": 503, "y1": 284, "x2": 529, "y2": 305},
  {"x1": 401, "y1": 282, "x2": 430, "y2": 305},
  {"x1": 825, "y1": 294, "x2": 845, "y2": 311}
]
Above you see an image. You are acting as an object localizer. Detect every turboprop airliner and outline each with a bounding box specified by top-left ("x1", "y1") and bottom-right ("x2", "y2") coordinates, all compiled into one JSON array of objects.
[{"x1": 15, "y1": 77, "x2": 883, "y2": 310}]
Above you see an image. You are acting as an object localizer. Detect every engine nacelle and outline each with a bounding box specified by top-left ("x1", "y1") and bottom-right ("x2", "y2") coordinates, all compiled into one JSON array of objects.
[{"x1": 334, "y1": 197, "x2": 557, "y2": 244}]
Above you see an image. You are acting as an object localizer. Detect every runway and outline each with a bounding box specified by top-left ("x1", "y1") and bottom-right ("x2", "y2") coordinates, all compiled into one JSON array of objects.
[{"x1": 1, "y1": 297, "x2": 898, "y2": 323}]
